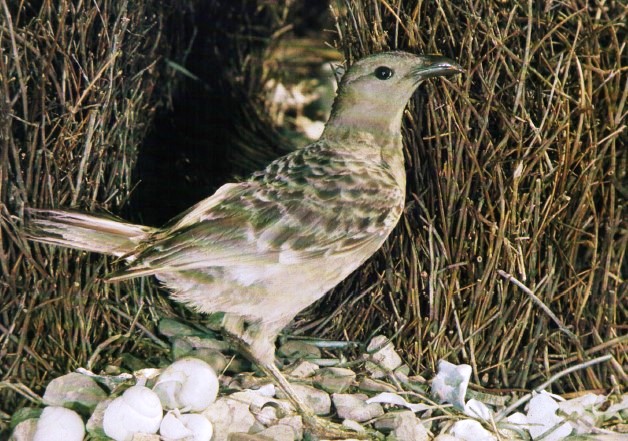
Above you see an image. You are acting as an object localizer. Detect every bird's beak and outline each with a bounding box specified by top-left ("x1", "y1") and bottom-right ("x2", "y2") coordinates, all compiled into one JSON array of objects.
[{"x1": 411, "y1": 55, "x2": 464, "y2": 81}]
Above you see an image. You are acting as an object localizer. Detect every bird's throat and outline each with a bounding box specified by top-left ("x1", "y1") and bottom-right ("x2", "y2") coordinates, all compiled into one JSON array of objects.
[{"x1": 321, "y1": 123, "x2": 406, "y2": 191}]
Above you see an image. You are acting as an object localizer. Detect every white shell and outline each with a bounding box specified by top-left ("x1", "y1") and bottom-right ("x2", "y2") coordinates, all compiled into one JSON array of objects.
[
  {"x1": 153, "y1": 358, "x2": 219, "y2": 412},
  {"x1": 160, "y1": 412, "x2": 213, "y2": 441},
  {"x1": 159, "y1": 412, "x2": 192, "y2": 440},
  {"x1": 450, "y1": 419, "x2": 496, "y2": 441},
  {"x1": 431, "y1": 360, "x2": 472, "y2": 409},
  {"x1": 103, "y1": 385, "x2": 163, "y2": 441},
  {"x1": 33, "y1": 406, "x2": 85, "y2": 441}
]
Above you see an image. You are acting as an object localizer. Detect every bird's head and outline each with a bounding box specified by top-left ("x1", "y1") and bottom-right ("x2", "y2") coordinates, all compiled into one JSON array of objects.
[{"x1": 324, "y1": 51, "x2": 463, "y2": 140}]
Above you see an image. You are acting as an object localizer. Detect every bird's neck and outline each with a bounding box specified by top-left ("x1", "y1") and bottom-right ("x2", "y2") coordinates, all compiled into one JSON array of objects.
[
  {"x1": 322, "y1": 99, "x2": 405, "y2": 144},
  {"x1": 321, "y1": 121, "x2": 401, "y2": 142},
  {"x1": 321, "y1": 117, "x2": 406, "y2": 190}
]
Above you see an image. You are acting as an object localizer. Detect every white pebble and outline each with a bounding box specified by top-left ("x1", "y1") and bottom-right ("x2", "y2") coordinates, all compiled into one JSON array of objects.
[
  {"x1": 160, "y1": 412, "x2": 213, "y2": 441},
  {"x1": 103, "y1": 385, "x2": 163, "y2": 441},
  {"x1": 33, "y1": 406, "x2": 85, "y2": 441},
  {"x1": 153, "y1": 357, "x2": 219, "y2": 412}
]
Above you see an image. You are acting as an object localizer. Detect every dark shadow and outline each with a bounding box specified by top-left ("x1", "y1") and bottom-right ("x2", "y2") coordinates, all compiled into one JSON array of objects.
[{"x1": 128, "y1": 1, "x2": 302, "y2": 226}]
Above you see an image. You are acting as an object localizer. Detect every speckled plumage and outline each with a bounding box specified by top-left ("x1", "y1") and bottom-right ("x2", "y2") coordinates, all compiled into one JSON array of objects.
[
  {"x1": 113, "y1": 136, "x2": 404, "y2": 328},
  {"x1": 27, "y1": 51, "x2": 462, "y2": 438}
]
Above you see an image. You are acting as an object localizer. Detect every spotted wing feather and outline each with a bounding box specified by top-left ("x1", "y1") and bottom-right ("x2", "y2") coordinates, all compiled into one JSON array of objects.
[{"x1": 108, "y1": 142, "x2": 403, "y2": 281}]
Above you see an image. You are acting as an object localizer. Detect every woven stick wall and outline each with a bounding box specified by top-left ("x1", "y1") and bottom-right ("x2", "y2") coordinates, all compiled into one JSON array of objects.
[
  {"x1": 0, "y1": 0, "x2": 194, "y2": 421},
  {"x1": 306, "y1": 0, "x2": 626, "y2": 393}
]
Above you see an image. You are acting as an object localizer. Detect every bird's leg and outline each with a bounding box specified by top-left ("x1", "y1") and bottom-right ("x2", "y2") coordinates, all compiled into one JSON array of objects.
[
  {"x1": 256, "y1": 357, "x2": 379, "y2": 440},
  {"x1": 221, "y1": 315, "x2": 377, "y2": 439}
]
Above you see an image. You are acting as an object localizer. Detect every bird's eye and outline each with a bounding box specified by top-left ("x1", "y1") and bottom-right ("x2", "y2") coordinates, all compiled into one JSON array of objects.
[{"x1": 374, "y1": 66, "x2": 394, "y2": 80}]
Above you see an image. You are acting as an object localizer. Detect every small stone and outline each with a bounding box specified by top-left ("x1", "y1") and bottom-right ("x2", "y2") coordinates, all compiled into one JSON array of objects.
[
  {"x1": 365, "y1": 336, "x2": 403, "y2": 379},
  {"x1": 287, "y1": 360, "x2": 320, "y2": 378},
  {"x1": 256, "y1": 424, "x2": 299, "y2": 441},
  {"x1": 313, "y1": 367, "x2": 356, "y2": 394},
  {"x1": 227, "y1": 434, "x2": 272, "y2": 441},
  {"x1": 171, "y1": 337, "x2": 195, "y2": 359},
  {"x1": 9, "y1": 419, "x2": 37, "y2": 441},
  {"x1": 230, "y1": 389, "x2": 273, "y2": 406},
  {"x1": 185, "y1": 335, "x2": 231, "y2": 352},
  {"x1": 189, "y1": 348, "x2": 229, "y2": 373},
  {"x1": 235, "y1": 373, "x2": 270, "y2": 390},
  {"x1": 278, "y1": 415, "x2": 303, "y2": 440},
  {"x1": 404, "y1": 375, "x2": 428, "y2": 393},
  {"x1": 374, "y1": 412, "x2": 398, "y2": 432},
  {"x1": 341, "y1": 418, "x2": 367, "y2": 434},
  {"x1": 276, "y1": 384, "x2": 331, "y2": 415},
  {"x1": 158, "y1": 318, "x2": 201, "y2": 337},
  {"x1": 230, "y1": 389, "x2": 292, "y2": 416},
  {"x1": 394, "y1": 371, "x2": 409, "y2": 384},
  {"x1": 374, "y1": 411, "x2": 428, "y2": 441},
  {"x1": 203, "y1": 396, "x2": 257, "y2": 441},
  {"x1": 42, "y1": 372, "x2": 107, "y2": 412},
  {"x1": 253, "y1": 405, "x2": 279, "y2": 426},
  {"x1": 278, "y1": 341, "x2": 322, "y2": 359},
  {"x1": 332, "y1": 393, "x2": 384, "y2": 422},
  {"x1": 255, "y1": 383, "x2": 277, "y2": 397},
  {"x1": 359, "y1": 377, "x2": 397, "y2": 393}
]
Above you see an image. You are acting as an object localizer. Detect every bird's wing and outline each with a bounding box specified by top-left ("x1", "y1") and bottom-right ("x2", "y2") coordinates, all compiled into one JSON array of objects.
[{"x1": 108, "y1": 145, "x2": 403, "y2": 281}]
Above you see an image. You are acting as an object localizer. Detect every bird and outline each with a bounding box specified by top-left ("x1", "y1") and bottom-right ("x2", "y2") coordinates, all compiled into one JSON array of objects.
[{"x1": 26, "y1": 51, "x2": 462, "y2": 439}]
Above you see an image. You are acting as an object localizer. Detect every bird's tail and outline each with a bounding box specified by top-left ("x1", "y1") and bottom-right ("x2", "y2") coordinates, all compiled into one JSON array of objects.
[{"x1": 25, "y1": 209, "x2": 155, "y2": 257}]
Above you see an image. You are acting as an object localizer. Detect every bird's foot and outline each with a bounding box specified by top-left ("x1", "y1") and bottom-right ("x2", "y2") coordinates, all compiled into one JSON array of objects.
[
  {"x1": 301, "y1": 413, "x2": 382, "y2": 440},
  {"x1": 221, "y1": 325, "x2": 382, "y2": 439}
]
